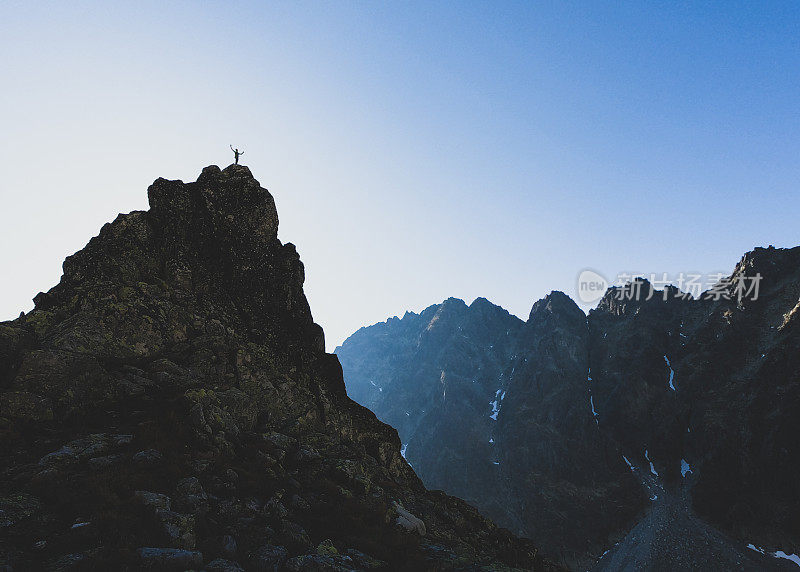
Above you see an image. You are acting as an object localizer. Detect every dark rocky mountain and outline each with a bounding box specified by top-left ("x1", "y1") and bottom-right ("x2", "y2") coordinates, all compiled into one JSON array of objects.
[
  {"x1": 336, "y1": 247, "x2": 800, "y2": 570},
  {"x1": 337, "y1": 294, "x2": 645, "y2": 569},
  {"x1": 0, "y1": 165, "x2": 557, "y2": 571},
  {"x1": 590, "y1": 251, "x2": 800, "y2": 569}
]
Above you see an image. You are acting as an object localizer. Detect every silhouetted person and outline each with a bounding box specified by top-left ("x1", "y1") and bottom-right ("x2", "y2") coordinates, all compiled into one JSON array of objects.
[{"x1": 230, "y1": 145, "x2": 244, "y2": 164}]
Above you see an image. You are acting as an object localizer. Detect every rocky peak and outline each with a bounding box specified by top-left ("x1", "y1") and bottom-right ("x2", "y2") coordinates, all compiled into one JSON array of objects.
[
  {"x1": 593, "y1": 278, "x2": 685, "y2": 319},
  {"x1": 734, "y1": 245, "x2": 788, "y2": 277},
  {"x1": 421, "y1": 297, "x2": 468, "y2": 336},
  {"x1": 527, "y1": 290, "x2": 586, "y2": 334},
  {"x1": 0, "y1": 165, "x2": 553, "y2": 571},
  {"x1": 434, "y1": 296, "x2": 468, "y2": 314},
  {"x1": 149, "y1": 164, "x2": 279, "y2": 247},
  {"x1": 469, "y1": 296, "x2": 498, "y2": 311},
  {"x1": 33, "y1": 164, "x2": 323, "y2": 369},
  {"x1": 728, "y1": 246, "x2": 800, "y2": 307}
]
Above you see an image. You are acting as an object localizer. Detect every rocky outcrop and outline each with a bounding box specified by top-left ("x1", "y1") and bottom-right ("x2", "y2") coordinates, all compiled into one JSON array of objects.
[{"x1": 0, "y1": 165, "x2": 555, "y2": 571}]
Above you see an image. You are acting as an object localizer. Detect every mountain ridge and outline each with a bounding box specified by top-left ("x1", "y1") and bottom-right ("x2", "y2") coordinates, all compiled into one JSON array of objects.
[{"x1": 337, "y1": 245, "x2": 800, "y2": 569}]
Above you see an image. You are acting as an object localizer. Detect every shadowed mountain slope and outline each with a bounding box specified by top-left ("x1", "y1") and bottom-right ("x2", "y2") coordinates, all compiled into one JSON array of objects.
[
  {"x1": 337, "y1": 247, "x2": 800, "y2": 570},
  {"x1": 0, "y1": 165, "x2": 556, "y2": 571},
  {"x1": 337, "y1": 294, "x2": 644, "y2": 569}
]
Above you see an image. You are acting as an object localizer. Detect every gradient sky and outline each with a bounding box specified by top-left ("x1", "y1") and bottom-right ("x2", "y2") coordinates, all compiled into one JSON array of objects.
[{"x1": 2, "y1": 1, "x2": 799, "y2": 349}]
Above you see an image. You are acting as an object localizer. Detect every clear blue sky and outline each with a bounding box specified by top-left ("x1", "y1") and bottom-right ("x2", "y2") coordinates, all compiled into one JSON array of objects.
[{"x1": 2, "y1": 1, "x2": 799, "y2": 348}]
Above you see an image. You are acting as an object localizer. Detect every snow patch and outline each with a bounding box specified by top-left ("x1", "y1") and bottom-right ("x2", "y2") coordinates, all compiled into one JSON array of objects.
[
  {"x1": 622, "y1": 455, "x2": 635, "y2": 471},
  {"x1": 774, "y1": 551, "x2": 800, "y2": 567},
  {"x1": 645, "y1": 449, "x2": 659, "y2": 476},
  {"x1": 587, "y1": 390, "x2": 600, "y2": 426},
  {"x1": 489, "y1": 389, "x2": 506, "y2": 421},
  {"x1": 400, "y1": 443, "x2": 408, "y2": 459},
  {"x1": 747, "y1": 545, "x2": 800, "y2": 568},
  {"x1": 664, "y1": 355, "x2": 676, "y2": 391}
]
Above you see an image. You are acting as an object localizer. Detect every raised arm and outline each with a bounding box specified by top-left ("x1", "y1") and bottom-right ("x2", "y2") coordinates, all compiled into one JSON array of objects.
[{"x1": 230, "y1": 145, "x2": 235, "y2": 152}]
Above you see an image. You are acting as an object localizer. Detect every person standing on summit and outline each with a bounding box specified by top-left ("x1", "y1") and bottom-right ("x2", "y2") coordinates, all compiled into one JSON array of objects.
[{"x1": 230, "y1": 145, "x2": 244, "y2": 164}]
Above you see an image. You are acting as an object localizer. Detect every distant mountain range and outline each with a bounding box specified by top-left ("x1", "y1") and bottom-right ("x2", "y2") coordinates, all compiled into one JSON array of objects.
[{"x1": 336, "y1": 247, "x2": 800, "y2": 570}]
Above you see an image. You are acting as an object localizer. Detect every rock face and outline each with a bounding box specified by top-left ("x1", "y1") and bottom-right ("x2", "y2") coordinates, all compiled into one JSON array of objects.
[
  {"x1": 336, "y1": 247, "x2": 800, "y2": 570},
  {"x1": 589, "y1": 250, "x2": 800, "y2": 561},
  {"x1": 0, "y1": 165, "x2": 555, "y2": 571},
  {"x1": 337, "y1": 295, "x2": 644, "y2": 569}
]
